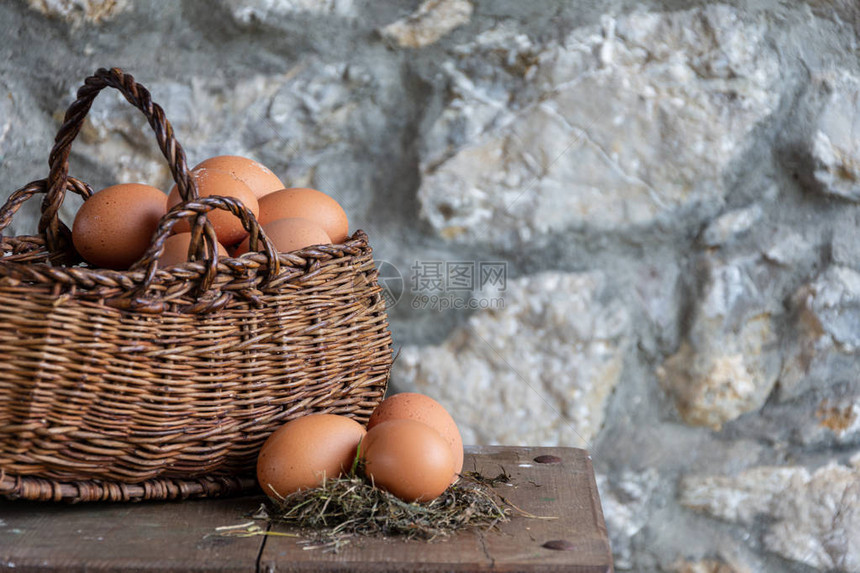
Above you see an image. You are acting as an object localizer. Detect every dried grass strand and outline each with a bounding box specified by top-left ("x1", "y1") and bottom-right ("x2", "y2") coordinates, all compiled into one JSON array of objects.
[{"x1": 266, "y1": 474, "x2": 512, "y2": 549}]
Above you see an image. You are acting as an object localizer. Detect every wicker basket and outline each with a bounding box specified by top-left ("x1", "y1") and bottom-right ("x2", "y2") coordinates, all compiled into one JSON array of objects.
[{"x1": 0, "y1": 68, "x2": 392, "y2": 503}]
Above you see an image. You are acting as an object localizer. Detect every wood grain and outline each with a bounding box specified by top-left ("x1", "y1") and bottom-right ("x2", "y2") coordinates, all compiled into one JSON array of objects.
[
  {"x1": 0, "y1": 497, "x2": 265, "y2": 572},
  {"x1": 0, "y1": 446, "x2": 613, "y2": 572},
  {"x1": 258, "y1": 446, "x2": 612, "y2": 572}
]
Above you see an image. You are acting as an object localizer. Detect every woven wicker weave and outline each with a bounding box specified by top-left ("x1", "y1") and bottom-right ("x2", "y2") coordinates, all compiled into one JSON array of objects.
[{"x1": 0, "y1": 68, "x2": 392, "y2": 502}]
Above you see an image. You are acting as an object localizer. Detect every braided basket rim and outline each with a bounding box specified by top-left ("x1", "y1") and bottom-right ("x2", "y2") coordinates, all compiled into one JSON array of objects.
[{"x1": 0, "y1": 228, "x2": 373, "y2": 293}]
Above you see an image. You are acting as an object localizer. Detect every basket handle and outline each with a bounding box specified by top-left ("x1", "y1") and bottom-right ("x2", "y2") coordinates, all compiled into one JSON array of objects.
[
  {"x1": 128, "y1": 195, "x2": 281, "y2": 301},
  {"x1": 40, "y1": 67, "x2": 198, "y2": 256},
  {"x1": 0, "y1": 177, "x2": 93, "y2": 235}
]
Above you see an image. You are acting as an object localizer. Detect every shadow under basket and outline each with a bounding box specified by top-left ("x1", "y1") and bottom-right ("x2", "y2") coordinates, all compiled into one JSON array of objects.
[{"x1": 0, "y1": 67, "x2": 393, "y2": 503}]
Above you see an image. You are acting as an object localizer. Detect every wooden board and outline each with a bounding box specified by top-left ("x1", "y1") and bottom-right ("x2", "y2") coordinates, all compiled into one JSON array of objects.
[
  {"x1": 0, "y1": 446, "x2": 613, "y2": 572},
  {"x1": 0, "y1": 496, "x2": 265, "y2": 572}
]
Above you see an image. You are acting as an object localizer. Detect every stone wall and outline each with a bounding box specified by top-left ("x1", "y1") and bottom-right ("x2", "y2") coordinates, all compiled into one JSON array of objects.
[{"x1": 1, "y1": 1, "x2": 859, "y2": 570}]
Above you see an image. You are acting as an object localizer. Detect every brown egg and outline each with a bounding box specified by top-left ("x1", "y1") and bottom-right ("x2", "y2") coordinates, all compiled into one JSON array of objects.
[
  {"x1": 368, "y1": 393, "x2": 464, "y2": 483},
  {"x1": 256, "y1": 414, "x2": 365, "y2": 499},
  {"x1": 72, "y1": 183, "x2": 167, "y2": 270},
  {"x1": 361, "y1": 419, "x2": 455, "y2": 502},
  {"x1": 258, "y1": 188, "x2": 349, "y2": 243},
  {"x1": 167, "y1": 168, "x2": 260, "y2": 247},
  {"x1": 158, "y1": 232, "x2": 229, "y2": 268},
  {"x1": 193, "y1": 155, "x2": 284, "y2": 199},
  {"x1": 235, "y1": 218, "x2": 331, "y2": 256}
]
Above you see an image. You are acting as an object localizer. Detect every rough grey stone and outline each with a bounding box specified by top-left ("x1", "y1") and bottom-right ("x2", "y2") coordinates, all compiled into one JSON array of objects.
[
  {"x1": 417, "y1": 5, "x2": 779, "y2": 247},
  {"x1": 761, "y1": 229, "x2": 818, "y2": 268},
  {"x1": 217, "y1": 0, "x2": 355, "y2": 23},
  {"x1": 632, "y1": 259, "x2": 683, "y2": 354},
  {"x1": 831, "y1": 210, "x2": 860, "y2": 270},
  {"x1": 392, "y1": 271, "x2": 631, "y2": 447},
  {"x1": 71, "y1": 76, "x2": 270, "y2": 190},
  {"x1": 65, "y1": 59, "x2": 402, "y2": 226},
  {"x1": 701, "y1": 205, "x2": 764, "y2": 248},
  {"x1": 0, "y1": 79, "x2": 64, "y2": 237},
  {"x1": 25, "y1": 0, "x2": 128, "y2": 26},
  {"x1": 380, "y1": 0, "x2": 473, "y2": 48},
  {"x1": 659, "y1": 221, "x2": 825, "y2": 430},
  {"x1": 780, "y1": 265, "x2": 860, "y2": 401},
  {"x1": 741, "y1": 385, "x2": 859, "y2": 452},
  {"x1": 0, "y1": 85, "x2": 15, "y2": 168},
  {"x1": 809, "y1": 72, "x2": 860, "y2": 201},
  {"x1": 680, "y1": 456, "x2": 860, "y2": 571},
  {"x1": 671, "y1": 559, "x2": 749, "y2": 573},
  {"x1": 596, "y1": 469, "x2": 660, "y2": 570},
  {"x1": 658, "y1": 251, "x2": 783, "y2": 430},
  {"x1": 811, "y1": 397, "x2": 860, "y2": 446}
]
